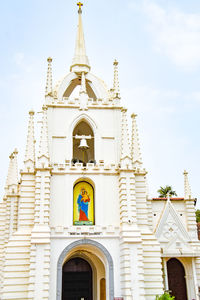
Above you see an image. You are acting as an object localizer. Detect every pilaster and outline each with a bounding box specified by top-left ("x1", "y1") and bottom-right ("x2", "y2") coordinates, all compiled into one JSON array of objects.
[{"x1": 28, "y1": 106, "x2": 51, "y2": 299}]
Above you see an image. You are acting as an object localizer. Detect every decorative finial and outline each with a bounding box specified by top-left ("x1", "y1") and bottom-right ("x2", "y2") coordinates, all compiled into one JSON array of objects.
[
  {"x1": 77, "y1": 2, "x2": 83, "y2": 13},
  {"x1": 113, "y1": 59, "x2": 118, "y2": 66}
]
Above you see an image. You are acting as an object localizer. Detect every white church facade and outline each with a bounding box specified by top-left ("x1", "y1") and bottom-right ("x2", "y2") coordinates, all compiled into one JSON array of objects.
[{"x1": 0, "y1": 3, "x2": 200, "y2": 300}]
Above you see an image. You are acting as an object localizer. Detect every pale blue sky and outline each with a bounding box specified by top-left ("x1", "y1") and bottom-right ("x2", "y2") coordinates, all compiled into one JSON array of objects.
[{"x1": 0, "y1": 0, "x2": 200, "y2": 205}]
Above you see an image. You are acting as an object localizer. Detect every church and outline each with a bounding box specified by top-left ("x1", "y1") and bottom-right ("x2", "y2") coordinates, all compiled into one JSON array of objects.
[{"x1": 0, "y1": 3, "x2": 200, "y2": 300}]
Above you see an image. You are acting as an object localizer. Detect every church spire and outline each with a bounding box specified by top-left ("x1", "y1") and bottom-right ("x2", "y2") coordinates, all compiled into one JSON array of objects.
[
  {"x1": 184, "y1": 170, "x2": 191, "y2": 199},
  {"x1": 70, "y1": 2, "x2": 90, "y2": 74},
  {"x1": 131, "y1": 113, "x2": 143, "y2": 168},
  {"x1": 24, "y1": 110, "x2": 35, "y2": 170},
  {"x1": 45, "y1": 57, "x2": 53, "y2": 96},
  {"x1": 120, "y1": 108, "x2": 131, "y2": 167},
  {"x1": 113, "y1": 59, "x2": 120, "y2": 98}
]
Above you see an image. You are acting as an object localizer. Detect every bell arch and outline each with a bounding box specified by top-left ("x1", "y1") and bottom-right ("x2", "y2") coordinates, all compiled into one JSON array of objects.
[
  {"x1": 57, "y1": 239, "x2": 114, "y2": 300},
  {"x1": 72, "y1": 119, "x2": 95, "y2": 165},
  {"x1": 68, "y1": 113, "x2": 99, "y2": 164}
]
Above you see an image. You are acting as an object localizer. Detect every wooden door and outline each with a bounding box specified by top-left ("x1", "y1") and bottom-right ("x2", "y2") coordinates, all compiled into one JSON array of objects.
[{"x1": 167, "y1": 258, "x2": 188, "y2": 300}]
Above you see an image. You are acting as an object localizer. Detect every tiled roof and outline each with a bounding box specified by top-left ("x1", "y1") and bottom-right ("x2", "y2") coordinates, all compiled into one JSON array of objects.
[{"x1": 152, "y1": 198, "x2": 184, "y2": 200}]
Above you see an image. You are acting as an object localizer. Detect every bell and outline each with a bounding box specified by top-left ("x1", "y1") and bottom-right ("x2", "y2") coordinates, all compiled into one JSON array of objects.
[{"x1": 78, "y1": 138, "x2": 89, "y2": 149}]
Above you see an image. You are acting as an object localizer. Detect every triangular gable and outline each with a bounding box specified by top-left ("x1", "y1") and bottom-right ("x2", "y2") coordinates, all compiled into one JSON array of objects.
[
  {"x1": 164, "y1": 233, "x2": 192, "y2": 253},
  {"x1": 155, "y1": 200, "x2": 190, "y2": 243}
]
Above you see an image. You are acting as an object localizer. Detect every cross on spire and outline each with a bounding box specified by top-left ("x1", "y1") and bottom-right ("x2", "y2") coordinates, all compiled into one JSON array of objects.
[{"x1": 77, "y1": 2, "x2": 83, "y2": 13}]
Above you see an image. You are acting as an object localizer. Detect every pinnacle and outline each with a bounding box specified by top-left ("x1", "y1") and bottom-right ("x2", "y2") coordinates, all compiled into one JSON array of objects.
[
  {"x1": 131, "y1": 113, "x2": 143, "y2": 168},
  {"x1": 184, "y1": 170, "x2": 191, "y2": 199},
  {"x1": 24, "y1": 110, "x2": 35, "y2": 169},
  {"x1": 6, "y1": 149, "x2": 18, "y2": 188},
  {"x1": 38, "y1": 106, "x2": 49, "y2": 161},
  {"x1": 45, "y1": 57, "x2": 53, "y2": 96},
  {"x1": 120, "y1": 108, "x2": 131, "y2": 164},
  {"x1": 113, "y1": 59, "x2": 120, "y2": 98}
]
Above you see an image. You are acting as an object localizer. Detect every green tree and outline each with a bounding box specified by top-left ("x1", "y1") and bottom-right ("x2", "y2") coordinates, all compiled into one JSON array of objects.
[
  {"x1": 155, "y1": 292, "x2": 175, "y2": 300},
  {"x1": 196, "y1": 209, "x2": 200, "y2": 223},
  {"x1": 157, "y1": 185, "x2": 177, "y2": 198}
]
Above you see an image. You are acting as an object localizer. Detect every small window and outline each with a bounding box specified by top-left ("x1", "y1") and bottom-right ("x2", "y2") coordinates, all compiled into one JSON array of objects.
[{"x1": 73, "y1": 181, "x2": 94, "y2": 226}]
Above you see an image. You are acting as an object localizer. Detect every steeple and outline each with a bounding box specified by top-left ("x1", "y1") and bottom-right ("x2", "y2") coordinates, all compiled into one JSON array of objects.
[
  {"x1": 45, "y1": 57, "x2": 53, "y2": 96},
  {"x1": 184, "y1": 170, "x2": 191, "y2": 199},
  {"x1": 70, "y1": 2, "x2": 90, "y2": 74},
  {"x1": 131, "y1": 113, "x2": 143, "y2": 168},
  {"x1": 120, "y1": 108, "x2": 131, "y2": 167},
  {"x1": 24, "y1": 110, "x2": 35, "y2": 171},
  {"x1": 113, "y1": 59, "x2": 120, "y2": 98},
  {"x1": 38, "y1": 106, "x2": 49, "y2": 166}
]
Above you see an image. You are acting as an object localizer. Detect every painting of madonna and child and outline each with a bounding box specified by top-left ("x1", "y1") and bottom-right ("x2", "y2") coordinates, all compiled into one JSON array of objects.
[{"x1": 73, "y1": 182, "x2": 94, "y2": 225}]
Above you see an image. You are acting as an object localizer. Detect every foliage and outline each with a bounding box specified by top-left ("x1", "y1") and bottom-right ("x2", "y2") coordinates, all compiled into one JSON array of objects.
[
  {"x1": 196, "y1": 209, "x2": 200, "y2": 223},
  {"x1": 155, "y1": 292, "x2": 175, "y2": 300},
  {"x1": 157, "y1": 185, "x2": 177, "y2": 198}
]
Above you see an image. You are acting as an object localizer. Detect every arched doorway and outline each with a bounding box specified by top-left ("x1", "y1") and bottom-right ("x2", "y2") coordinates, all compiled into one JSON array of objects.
[
  {"x1": 167, "y1": 258, "x2": 188, "y2": 300},
  {"x1": 57, "y1": 239, "x2": 114, "y2": 300},
  {"x1": 62, "y1": 257, "x2": 93, "y2": 300}
]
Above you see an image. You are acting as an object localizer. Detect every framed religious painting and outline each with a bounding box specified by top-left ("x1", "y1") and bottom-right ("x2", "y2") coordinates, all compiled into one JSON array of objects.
[{"x1": 73, "y1": 181, "x2": 94, "y2": 225}]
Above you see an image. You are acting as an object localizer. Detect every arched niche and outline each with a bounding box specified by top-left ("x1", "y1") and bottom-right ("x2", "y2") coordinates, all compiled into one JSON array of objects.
[
  {"x1": 72, "y1": 120, "x2": 95, "y2": 165},
  {"x1": 73, "y1": 180, "x2": 95, "y2": 226}
]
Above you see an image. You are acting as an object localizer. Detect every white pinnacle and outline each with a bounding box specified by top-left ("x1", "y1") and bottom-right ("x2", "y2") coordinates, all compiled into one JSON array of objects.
[
  {"x1": 38, "y1": 106, "x2": 49, "y2": 159},
  {"x1": 6, "y1": 149, "x2": 18, "y2": 187},
  {"x1": 184, "y1": 170, "x2": 191, "y2": 199},
  {"x1": 131, "y1": 113, "x2": 143, "y2": 167},
  {"x1": 45, "y1": 57, "x2": 53, "y2": 96},
  {"x1": 113, "y1": 59, "x2": 120, "y2": 98},
  {"x1": 121, "y1": 108, "x2": 131, "y2": 162},
  {"x1": 24, "y1": 110, "x2": 35, "y2": 166},
  {"x1": 70, "y1": 4, "x2": 90, "y2": 73}
]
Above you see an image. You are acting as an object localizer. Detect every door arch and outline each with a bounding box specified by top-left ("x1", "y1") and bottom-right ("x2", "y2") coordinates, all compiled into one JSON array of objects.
[
  {"x1": 57, "y1": 239, "x2": 114, "y2": 300},
  {"x1": 62, "y1": 257, "x2": 93, "y2": 300},
  {"x1": 167, "y1": 258, "x2": 188, "y2": 300}
]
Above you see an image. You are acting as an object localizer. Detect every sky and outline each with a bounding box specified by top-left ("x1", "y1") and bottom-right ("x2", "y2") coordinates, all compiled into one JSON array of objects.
[{"x1": 0, "y1": 0, "x2": 200, "y2": 206}]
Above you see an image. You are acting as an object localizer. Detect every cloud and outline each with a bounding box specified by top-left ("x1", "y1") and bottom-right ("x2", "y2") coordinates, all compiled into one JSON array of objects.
[{"x1": 141, "y1": 0, "x2": 200, "y2": 69}]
